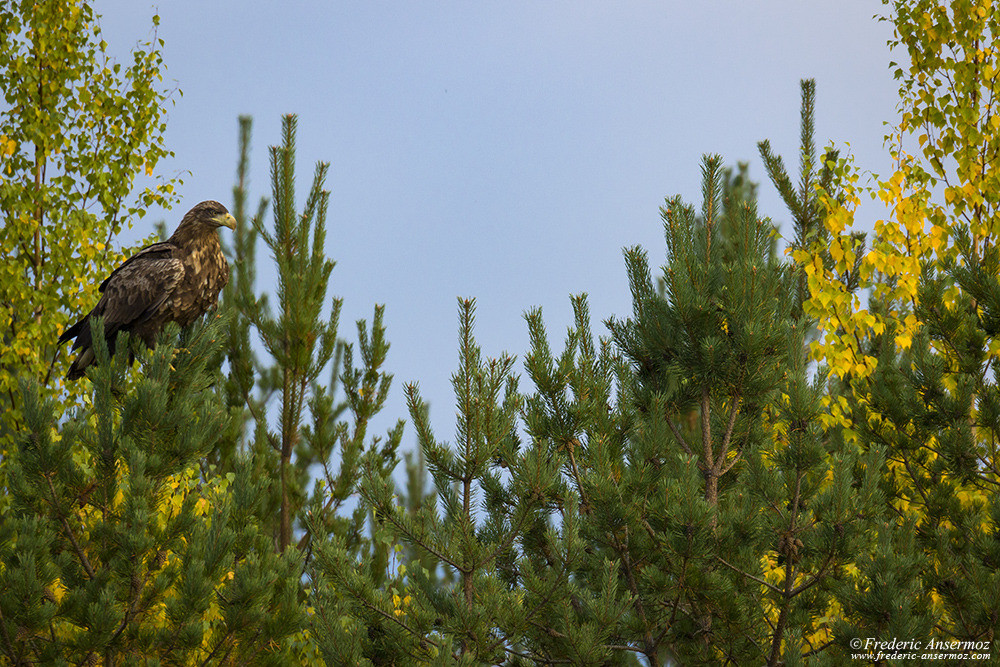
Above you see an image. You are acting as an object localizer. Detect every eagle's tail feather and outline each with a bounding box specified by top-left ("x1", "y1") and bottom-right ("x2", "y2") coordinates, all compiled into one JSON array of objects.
[
  {"x1": 66, "y1": 348, "x2": 95, "y2": 381},
  {"x1": 58, "y1": 315, "x2": 88, "y2": 345}
]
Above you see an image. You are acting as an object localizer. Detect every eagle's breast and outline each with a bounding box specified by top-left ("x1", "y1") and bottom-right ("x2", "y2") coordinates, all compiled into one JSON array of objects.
[{"x1": 168, "y1": 233, "x2": 230, "y2": 327}]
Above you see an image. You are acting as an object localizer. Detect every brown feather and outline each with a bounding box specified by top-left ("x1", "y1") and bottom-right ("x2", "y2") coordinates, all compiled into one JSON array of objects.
[{"x1": 59, "y1": 200, "x2": 235, "y2": 380}]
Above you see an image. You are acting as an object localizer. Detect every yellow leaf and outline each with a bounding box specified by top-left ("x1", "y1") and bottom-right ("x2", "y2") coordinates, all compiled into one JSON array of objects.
[{"x1": 829, "y1": 239, "x2": 843, "y2": 263}]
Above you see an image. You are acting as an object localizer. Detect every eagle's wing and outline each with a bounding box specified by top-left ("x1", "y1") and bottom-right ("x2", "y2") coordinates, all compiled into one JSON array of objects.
[
  {"x1": 97, "y1": 250, "x2": 185, "y2": 336},
  {"x1": 98, "y1": 241, "x2": 177, "y2": 293},
  {"x1": 59, "y1": 243, "x2": 185, "y2": 380},
  {"x1": 59, "y1": 244, "x2": 183, "y2": 351}
]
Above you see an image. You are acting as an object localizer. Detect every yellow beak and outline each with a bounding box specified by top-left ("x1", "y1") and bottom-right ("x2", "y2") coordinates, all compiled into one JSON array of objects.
[{"x1": 213, "y1": 212, "x2": 237, "y2": 230}]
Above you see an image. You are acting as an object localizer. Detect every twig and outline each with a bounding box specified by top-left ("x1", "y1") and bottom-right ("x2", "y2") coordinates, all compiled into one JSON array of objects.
[
  {"x1": 42, "y1": 344, "x2": 61, "y2": 387},
  {"x1": 45, "y1": 475, "x2": 95, "y2": 579},
  {"x1": 802, "y1": 639, "x2": 835, "y2": 658},
  {"x1": 664, "y1": 416, "x2": 694, "y2": 456},
  {"x1": 715, "y1": 393, "x2": 742, "y2": 465},
  {"x1": 700, "y1": 387, "x2": 713, "y2": 462},
  {"x1": 565, "y1": 438, "x2": 590, "y2": 513},
  {"x1": 790, "y1": 549, "x2": 837, "y2": 597},
  {"x1": 355, "y1": 594, "x2": 440, "y2": 650},
  {"x1": 369, "y1": 497, "x2": 464, "y2": 572},
  {"x1": 615, "y1": 530, "x2": 657, "y2": 661},
  {"x1": 0, "y1": 604, "x2": 25, "y2": 666},
  {"x1": 719, "y1": 435, "x2": 748, "y2": 476},
  {"x1": 715, "y1": 556, "x2": 781, "y2": 595},
  {"x1": 199, "y1": 629, "x2": 235, "y2": 667},
  {"x1": 509, "y1": 648, "x2": 572, "y2": 664}
]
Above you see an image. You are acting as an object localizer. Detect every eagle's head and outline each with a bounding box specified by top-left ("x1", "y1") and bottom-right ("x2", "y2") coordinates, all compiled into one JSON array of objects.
[
  {"x1": 177, "y1": 200, "x2": 237, "y2": 233},
  {"x1": 187, "y1": 200, "x2": 236, "y2": 229}
]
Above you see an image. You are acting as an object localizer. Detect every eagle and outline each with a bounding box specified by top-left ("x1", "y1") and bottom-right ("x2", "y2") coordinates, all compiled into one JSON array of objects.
[{"x1": 59, "y1": 200, "x2": 236, "y2": 380}]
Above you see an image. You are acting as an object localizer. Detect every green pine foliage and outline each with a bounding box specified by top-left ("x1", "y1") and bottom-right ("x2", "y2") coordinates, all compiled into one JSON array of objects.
[
  {"x1": 829, "y1": 223, "x2": 1000, "y2": 650},
  {"x1": 312, "y1": 147, "x2": 886, "y2": 665},
  {"x1": 215, "y1": 114, "x2": 403, "y2": 561},
  {"x1": 311, "y1": 298, "x2": 562, "y2": 663},
  {"x1": 609, "y1": 154, "x2": 792, "y2": 512},
  {"x1": 0, "y1": 317, "x2": 303, "y2": 664},
  {"x1": 758, "y1": 79, "x2": 864, "y2": 319}
]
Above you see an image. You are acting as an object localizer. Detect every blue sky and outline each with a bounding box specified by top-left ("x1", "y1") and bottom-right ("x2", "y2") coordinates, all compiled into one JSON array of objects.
[{"x1": 99, "y1": 1, "x2": 898, "y2": 445}]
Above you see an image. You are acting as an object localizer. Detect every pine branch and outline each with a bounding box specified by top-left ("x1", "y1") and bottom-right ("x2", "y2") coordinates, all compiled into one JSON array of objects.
[
  {"x1": 485, "y1": 559, "x2": 573, "y2": 657},
  {"x1": 700, "y1": 386, "x2": 712, "y2": 463},
  {"x1": 767, "y1": 471, "x2": 804, "y2": 667},
  {"x1": 718, "y1": 436, "x2": 747, "y2": 476},
  {"x1": 372, "y1": 500, "x2": 464, "y2": 573},
  {"x1": 356, "y1": 594, "x2": 441, "y2": 653},
  {"x1": 477, "y1": 503, "x2": 533, "y2": 572},
  {"x1": 715, "y1": 393, "x2": 742, "y2": 469},
  {"x1": 757, "y1": 140, "x2": 803, "y2": 223},
  {"x1": 200, "y1": 630, "x2": 236, "y2": 667},
  {"x1": 789, "y1": 549, "x2": 838, "y2": 597},
  {"x1": 665, "y1": 552, "x2": 691, "y2": 630},
  {"x1": 802, "y1": 639, "x2": 836, "y2": 658},
  {"x1": 564, "y1": 438, "x2": 591, "y2": 512},
  {"x1": 797, "y1": 79, "x2": 817, "y2": 207},
  {"x1": 665, "y1": 416, "x2": 694, "y2": 456},
  {"x1": 45, "y1": 474, "x2": 95, "y2": 579},
  {"x1": 614, "y1": 530, "x2": 657, "y2": 661},
  {"x1": 0, "y1": 604, "x2": 24, "y2": 667},
  {"x1": 504, "y1": 641, "x2": 575, "y2": 665},
  {"x1": 714, "y1": 556, "x2": 782, "y2": 595}
]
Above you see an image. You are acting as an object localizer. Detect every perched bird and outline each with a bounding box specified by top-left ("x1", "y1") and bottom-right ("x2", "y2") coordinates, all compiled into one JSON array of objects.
[{"x1": 59, "y1": 200, "x2": 236, "y2": 380}]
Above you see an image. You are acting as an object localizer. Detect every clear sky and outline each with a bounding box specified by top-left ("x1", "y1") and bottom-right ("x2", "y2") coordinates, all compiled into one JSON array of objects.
[{"x1": 97, "y1": 1, "x2": 898, "y2": 445}]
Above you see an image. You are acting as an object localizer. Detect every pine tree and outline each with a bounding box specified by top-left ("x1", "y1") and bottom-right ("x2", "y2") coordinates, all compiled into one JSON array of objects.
[
  {"x1": 791, "y1": 1, "x2": 1000, "y2": 656},
  {"x1": 521, "y1": 145, "x2": 886, "y2": 663},
  {"x1": 609, "y1": 154, "x2": 791, "y2": 516},
  {"x1": 214, "y1": 114, "x2": 403, "y2": 561},
  {"x1": 310, "y1": 298, "x2": 632, "y2": 664},
  {"x1": 0, "y1": 317, "x2": 304, "y2": 664},
  {"x1": 757, "y1": 80, "x2": 862, "y2": 319},
  {"x1": 829, "y1": 216, "x2": 1000, "y2": 649}
]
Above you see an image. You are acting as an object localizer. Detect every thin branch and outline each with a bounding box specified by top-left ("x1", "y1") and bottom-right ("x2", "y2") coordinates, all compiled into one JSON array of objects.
[
  {"x1": 355, "y1": 594, "x2": 441, "y2": 650},
  {"x1": 479, "y1": 501, "x2": 533, "y2": 571},
  {"x1": 718, "y1": 450, "x2": 745, "y2": 476},
  {"x1": 715, "y1": 393, "x2": 742, "y2": 468},
  {"x1": 700, "y1": 386, "x2": 712, "y2": 462},
  {"x1": 504, "y1": 640, "x2": 574, "y2": 665},
  {"x1": 565, "y1": 437, "x2": 590, "y2": 512},
  {"x1": 665, "y1": 417, "x2": 694, "y2": 456},
  {"x1": 0, "y1": 604, "x2": 25, "y2": 667},
  {"x1": 614, "y1": 530, "x2": 657, "y2": 661},
  {"x1": 45, "y1": 474, "x2": 95, "y2": 579},
  {"x1": 484, "y1": 560, "x2": 570, "y2": 657},
  {"x1": 369, "y1": 498, "x2": 464, "y2": 572},
  {"x1": 790, "y1": 550, "x2": 837, "y2": 598},
  {"x1": 802, "y1": 639, "x2": 836, "y2": 658},
  {"x1": 198, "y1": 629, "x2": 236, "y2": 667},
  {"x1": 715, "y1": 556, "x2": 782, "y2": 595}
]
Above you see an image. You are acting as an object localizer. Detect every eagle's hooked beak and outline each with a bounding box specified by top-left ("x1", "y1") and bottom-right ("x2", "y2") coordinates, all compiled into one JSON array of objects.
[{"x1": 212, "y1": 212, "x2": 237, "y2": 230}]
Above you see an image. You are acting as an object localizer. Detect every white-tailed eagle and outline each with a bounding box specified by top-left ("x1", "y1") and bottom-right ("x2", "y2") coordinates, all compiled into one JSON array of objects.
[{"x1": 59, "y1": 200, "x2": 236, "y2": 380}]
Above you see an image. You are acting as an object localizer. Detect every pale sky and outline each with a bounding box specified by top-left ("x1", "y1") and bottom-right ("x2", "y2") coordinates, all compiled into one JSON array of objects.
[{"x1": 98, "y1": 1, "x2": 898, "y2": 446}]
